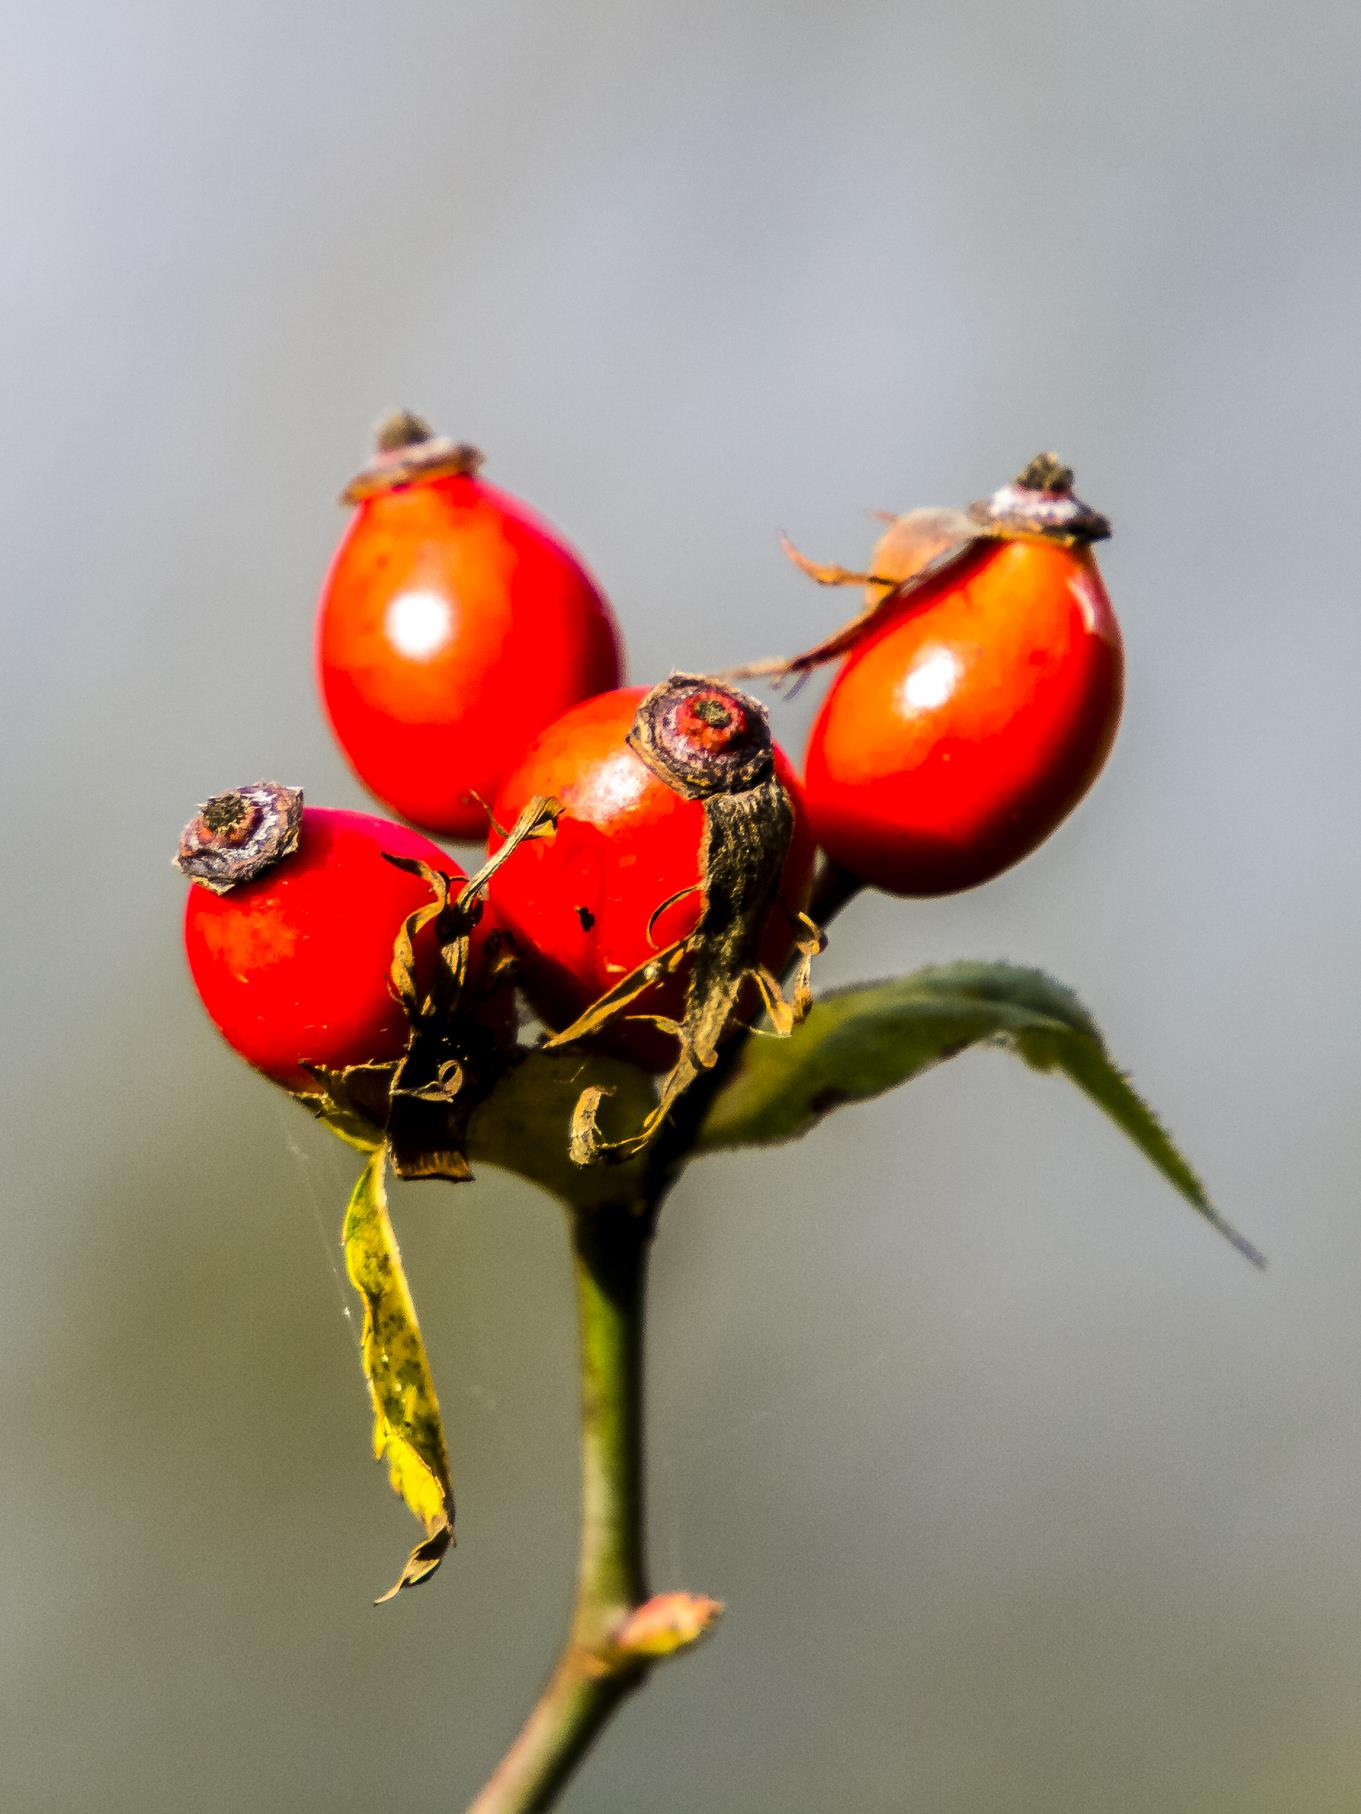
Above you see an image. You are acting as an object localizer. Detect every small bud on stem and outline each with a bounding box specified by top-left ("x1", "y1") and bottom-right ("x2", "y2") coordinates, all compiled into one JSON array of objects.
[{"x1": 612, "y1": 1592, "x2": 724, "y2": 1661}]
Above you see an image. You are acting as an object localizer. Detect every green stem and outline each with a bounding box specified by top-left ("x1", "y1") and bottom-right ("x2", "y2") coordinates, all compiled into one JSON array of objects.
[
  {"x1": 469, "y1": 866, "x2": 861, "y2": 1810},
  {"x1": 467, "y1": 1200, "x2": 653, "y2": 1814}
]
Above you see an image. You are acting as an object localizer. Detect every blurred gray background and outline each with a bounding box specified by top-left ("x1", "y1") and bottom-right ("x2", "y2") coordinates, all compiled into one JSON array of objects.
[{"x1": 4, "y1": 2, "x2": 1360, "y2": 1809}]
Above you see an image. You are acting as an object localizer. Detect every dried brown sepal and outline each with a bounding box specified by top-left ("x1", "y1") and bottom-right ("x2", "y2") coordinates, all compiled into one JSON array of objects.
[
  {"x1": 173, "y1": 781, "x2": 303, "y2": 894},
  {"x1": 567, "y1": 1086, "x2": 615, "y2": 1170},
  {"x1": 297, "y1": 1060, "x2": 397, "y2": 1150},
  {"x1": 729, "y1": 455, "x2": 1112, "y2": 684},
  {"x1": 381, "y1": 795, "x2": 561, "y2": 1181},
  {"x1": 646, "y1": 885, "x2": 702, "y2": 944},
  {"x1": 746, "y1": 909, "x2": 824, "y2": 1035},
  {"x1": 383, "y1": 860, "x2": 470, "y2": 1026},
  {"x1": 545, "y1": 684, "x2": 817, "y2": 1164},
  {"x1": 290, "y1": 798, "x2": 559, "y2": 1177},
  {"x1": 376, "y1": 1526, "x2": 453, "y2": 1604},
  {"x1": 553, "y1": 934, "x2": 692, "y2": 1038},
  {"x1": 726, "y1": 514, "x2": 982, "y2": 684},
  {"x1": 341, "y1": 408, "x2": 484, "y2": 505}
]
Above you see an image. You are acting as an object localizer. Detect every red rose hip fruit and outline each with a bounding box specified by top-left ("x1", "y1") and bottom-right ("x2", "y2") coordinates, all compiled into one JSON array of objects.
[
  {"x1": 803, "y1": 456, "x2": 1123, "y2": 896},
  {"x1": 317, "y1": 413, "x2": 623, "y2": 841},
  {"x1": 177, "y1": 782, "x2": 482, "y2": 1091},
  {"x1": 487, "y1": 678, "x2": 816, "y2": 1070}
]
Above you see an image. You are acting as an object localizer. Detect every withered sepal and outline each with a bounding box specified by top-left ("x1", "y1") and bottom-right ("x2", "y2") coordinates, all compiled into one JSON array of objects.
[
  {"x1": 728, "y1": 453, "x2": 1112, "y2": 686},
  {"x1": 546, "y1": 680, "x2": 819, "y2": 1165},
  {"x1": 296, "y1": 796, "x2": 561, "y2": 1182}
]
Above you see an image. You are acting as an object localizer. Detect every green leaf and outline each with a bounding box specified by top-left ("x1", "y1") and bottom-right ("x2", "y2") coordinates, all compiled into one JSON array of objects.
[
  {"x1": 699, "y1": 962, "x2": 1263, "y2": 1268},
  {"x1": 342, "y1": 1148, "x2": 456, "y2": 1601}
]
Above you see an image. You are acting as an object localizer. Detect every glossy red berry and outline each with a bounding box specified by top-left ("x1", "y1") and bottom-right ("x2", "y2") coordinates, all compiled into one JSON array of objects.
[
  {"x1": 317, "y1": 413, "x2": 623, "y2": 841},
  {"x1": 803, "y1": 458, "x2": 1123, "y2": 896},
  {"x1": 177, "y1": 783, "x2": 486, "y2": 1091},
  {"x1": 487, "y1": 680, "x2": 816, "y2": 1070}
]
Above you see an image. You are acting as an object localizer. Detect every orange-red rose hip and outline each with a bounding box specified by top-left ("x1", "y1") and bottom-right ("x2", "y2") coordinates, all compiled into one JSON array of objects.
[
  {"x1": 317, "y1": 414, "x2": 623, "y2": 841},
  {"x1": 803, "y1": 459, "x2": 1123, "y2": 895},
  {"x1": 488, "y1": 681, "x2": 815, "y2": 1069},
  {"x1": 177, "y1": 783, "x2": 483, "y2": 1091}
]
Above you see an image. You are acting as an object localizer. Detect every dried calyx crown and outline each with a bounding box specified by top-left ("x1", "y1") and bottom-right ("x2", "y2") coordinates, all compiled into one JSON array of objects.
[
  {"x1": 968, "y1": 451, "x2": 1111, "y2": 544},
  {"x1": 341, "y1": 408, "x2": 485, "y2": 505},
  {"x1": 627, "y1": 674, "x2": 775, "y2": 800},
  {"x1": 175, "y1": 782, "x2": 303, "y2": 894}
]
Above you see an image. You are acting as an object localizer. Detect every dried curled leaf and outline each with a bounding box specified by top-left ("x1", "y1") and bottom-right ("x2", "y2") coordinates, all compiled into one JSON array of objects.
[
  {"x1": 342, "y1": 1147, "x2": 455, "y2": 1601},
  {"x1": 287, "y1": 801, "x2": 559, "y2": 1179}
]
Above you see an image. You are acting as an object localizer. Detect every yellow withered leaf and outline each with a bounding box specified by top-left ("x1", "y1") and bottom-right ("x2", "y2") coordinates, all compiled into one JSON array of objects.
[{"x1": 342, "y1": 1147, "x2": 455, "y2": 1602}]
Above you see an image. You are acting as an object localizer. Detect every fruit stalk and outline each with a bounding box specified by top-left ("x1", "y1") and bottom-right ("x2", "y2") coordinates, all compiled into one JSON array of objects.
[
  {"x1": 468, "y1": 1200, "x2": 653, "y2": 1814},
  {"x1": 468, "y1": 869, "x2": 861, "y2": 1811}
]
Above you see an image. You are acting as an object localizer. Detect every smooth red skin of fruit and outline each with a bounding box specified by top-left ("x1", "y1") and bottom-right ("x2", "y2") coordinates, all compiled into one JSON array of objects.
[
  {"x1": 317, "y1": 473, "x2": 622, "y2": 841},
  {"x1": 487, "y1": 687, "x2": 816, "y2": 1071},
  {"x1": 804, "y1": 538, "x2": 1123, "y2": 896},
  {"x1": 183, "y1": 807, "x2": 485, "y2": 1091}
]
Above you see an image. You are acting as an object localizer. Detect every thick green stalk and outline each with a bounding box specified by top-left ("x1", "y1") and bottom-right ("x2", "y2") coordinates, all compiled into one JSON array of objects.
[
  {"x1": 467, "y1": 1201, "x2": 652, "y2": 1814},
  {"x1": 468, "y1": 859, "x2": 859, "y2": 1810}
]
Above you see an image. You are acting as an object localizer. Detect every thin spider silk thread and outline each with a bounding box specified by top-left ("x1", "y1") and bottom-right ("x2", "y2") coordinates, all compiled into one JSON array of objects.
[{"x1": 270, "y1": 1096, "x2": 354, "y2": 1334}]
